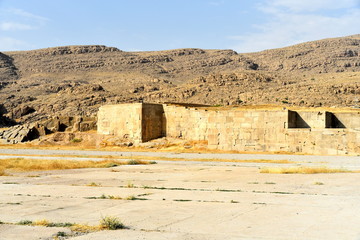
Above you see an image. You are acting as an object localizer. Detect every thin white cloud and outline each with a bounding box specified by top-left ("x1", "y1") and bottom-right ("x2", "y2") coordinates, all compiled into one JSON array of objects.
[
  {"x1": 0, "y1": 22, "x2": 34, "y2": 31},
  {"x1": 0, "y1": 37, "x2": 32, "y2": 51},
  {"x1": 6, "y1": 8, "x2": 49, "y2": 22},
  {"x1": 230, "y1": 0, "x2": 360, "y2": 53},
  {"x1": 0, "y1": 8, "x2": 48, "y2": 51}
]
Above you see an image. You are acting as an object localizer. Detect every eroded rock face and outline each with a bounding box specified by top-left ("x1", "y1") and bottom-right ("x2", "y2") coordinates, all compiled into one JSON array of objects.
[
  {"x1": 0, "y1": 116, "x2": 97, "y2": 144},
  {"x1": 0, "y1": 52, "x2": 18, "y2": 81},
  {"x1": 26, "y1": 45, "x2": 121, "y2": 57}
]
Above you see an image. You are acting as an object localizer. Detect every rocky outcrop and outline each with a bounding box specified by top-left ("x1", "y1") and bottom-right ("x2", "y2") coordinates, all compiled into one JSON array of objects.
[
  {"x1": 0, "y1": 124, "x2": 42, "y2": 144},
  {"x1": 0, "y1": 116, "x2": 97, "y2": 144},
  {"x1": 245, "y1": 35, "x2": 360, "y2": 73}
]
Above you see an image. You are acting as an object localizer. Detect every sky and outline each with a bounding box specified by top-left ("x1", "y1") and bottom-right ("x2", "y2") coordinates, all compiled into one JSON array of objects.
[{"x1": 0, "y1": 0, "x2": 359, "y2": 53}]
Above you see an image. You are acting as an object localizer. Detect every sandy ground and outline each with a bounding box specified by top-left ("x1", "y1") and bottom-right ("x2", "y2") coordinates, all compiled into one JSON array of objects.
[{"x1": 1, "y1": 149, "x2": 360, "y2": 239}]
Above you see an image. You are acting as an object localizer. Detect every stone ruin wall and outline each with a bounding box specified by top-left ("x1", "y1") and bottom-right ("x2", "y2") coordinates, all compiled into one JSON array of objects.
[
  {"x1": 98, "y1": 104, "x2": 143, "y2": 142},
  {"x1": 98, "y1": 103, "x2": 360, "y2": 155},
  {"x1": 97, "y1": 103, "x2": 164, "y2": 143}
]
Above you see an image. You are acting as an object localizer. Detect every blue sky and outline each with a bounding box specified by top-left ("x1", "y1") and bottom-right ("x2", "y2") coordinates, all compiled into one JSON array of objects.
[{"x1": 0, "y1": 0, "x2": 359, "y2": 52}]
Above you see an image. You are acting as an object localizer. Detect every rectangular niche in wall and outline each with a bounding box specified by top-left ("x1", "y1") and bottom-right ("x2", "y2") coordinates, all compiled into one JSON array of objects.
[
  {"x1": 325, "y1": 112, "x2": 346, "y2": 128},
  {"x1": 287, "y1": 110, "x2": 310, "y2": 128}
]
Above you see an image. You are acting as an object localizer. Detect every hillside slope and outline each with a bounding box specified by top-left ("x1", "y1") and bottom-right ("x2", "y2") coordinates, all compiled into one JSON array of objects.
[{"x1": 0, "y1": 35, "x2": 359, "y2": 125}]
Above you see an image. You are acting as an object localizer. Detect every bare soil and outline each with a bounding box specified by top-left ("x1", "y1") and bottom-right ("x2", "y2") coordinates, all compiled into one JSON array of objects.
[{"x1": 1, "y1": 150, "x2": 360, "y2": 239}]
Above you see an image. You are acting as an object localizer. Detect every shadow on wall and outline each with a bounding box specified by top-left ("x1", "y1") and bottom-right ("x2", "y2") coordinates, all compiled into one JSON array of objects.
[
  {"x1": 326, "y1": 112, "x2": 346, "y2": 128},
  {"x1": 288, "y1": 111, "x2": 310, "y2": 128},
  {"x1": 141, "y1": 104, "x2": 166, "y2": 142},
  {"x1": 288, "y1": 110, "x2": 346, "y2": 129}
]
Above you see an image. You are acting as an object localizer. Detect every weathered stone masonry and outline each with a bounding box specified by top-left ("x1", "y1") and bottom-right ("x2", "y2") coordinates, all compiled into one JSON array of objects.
[{"x1": 98, "y1": 103, "x2": 360, "y2": 155}]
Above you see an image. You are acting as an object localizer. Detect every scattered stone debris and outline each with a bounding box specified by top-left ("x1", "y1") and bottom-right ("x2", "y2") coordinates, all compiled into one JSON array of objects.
[
  {"x1": 0, "y1": 116, "x2": 97, "y2": 144},
  {"x1": 0, "y1": 124, "x2": 40, "y2": 144}
]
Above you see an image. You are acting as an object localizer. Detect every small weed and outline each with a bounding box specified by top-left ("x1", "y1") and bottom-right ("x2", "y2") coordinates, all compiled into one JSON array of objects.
[
  {"x1": 126, "y1": 159, "x2": 146, "y2": 165},
  {"x1": 314, "y1": 182, "x2": 324, "y2": 185},
  {"x1": 216, "y1": 188, "x2": 242, "y2": 192},
  {"x1": 84, "y1": 196, "x2": 97, "y2": 199},
  {"x1": 230, "y1": 200, "x2": 239, "y2": 203},
  {"x1": 248, "y1": 182, "x2": 259, "y2": 184},
  {"x1": 125, "y1": 195, "x2": 136, "y2": 200},
  {"x1": 51, "y1": 222, "x2": 73, "y2": 227},
  {"x1": 2, "y1": 182, "x2": 19, "y2": 184},
  {"x1": 173, "y1": 199, "x2": 192, "y2": 202},
  {"x1": 100, "y1": 216, "x2": 125, "y2": 230},
  {"x1": 33, "y1": 219, "x2": 51, "y2": 226},
  {"x1": 137, "y1": 193, "x2": 152, "y2": 197},
  {"x1": 18, "y1": 220, "x2": 33, "y2": 225},
  {"x1": 126, "y1": 182, "x2": 135, "y2": 188},
  {"x1": 264, "y1": 182, "x2": 276, "y2": 185},
  {"x1": 70, "y1": 224, "x2": 99, "y2": 233},
  {"x1": 125, "y1": 195, "x2": 147, "y2": 200},
  {"x1": 71, "y1": 138, "x2": 82, "y2": 143},
  {"x1": 105, "y1": 163, "x2": 119, "y2": 168},
  {"x1": 56, "y1": 231, "x2": 67, "y2": 237},
  {"x1": 85, "y1": 194, "x2": 147, "y2": 200},
  {"x1": 26, "y1": 175, "x2": 40, "y2": 178},
  {"x1": 253, "y1": 202, "x2": 267, "y2": 205},
  {"x1": 7, "y1": 202, "x2": 21, "y2": 205},
  {"x1": 87, "y1": 182, "x2": 102, "y2": 187},
  {"x1": 271, "y1": 191, "x2": 293, "y2": 195}
]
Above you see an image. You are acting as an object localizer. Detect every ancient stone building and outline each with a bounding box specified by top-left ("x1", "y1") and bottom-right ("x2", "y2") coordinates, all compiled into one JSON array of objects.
[{"x1": 98, "y1": 103, "x2": 360, "y2": 155}]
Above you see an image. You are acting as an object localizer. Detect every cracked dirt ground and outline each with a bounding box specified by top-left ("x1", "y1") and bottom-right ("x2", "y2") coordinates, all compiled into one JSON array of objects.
[{"x1": 1, "y1": 151, "x2": 360, "y2": 239}]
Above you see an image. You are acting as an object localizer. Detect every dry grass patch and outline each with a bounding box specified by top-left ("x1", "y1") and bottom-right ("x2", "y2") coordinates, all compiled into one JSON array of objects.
[
  {"x1": 0, "y1": 157, "x2": 151, "y2": 173},
  {"x1": 260, "y1": 166, "x2": 356, "y2": 174},
  {"x1": 70, "y1": 216, "x2": 125, "y2": 232},
  {"x1": 0, "y1": 166, "x2": 6, "y2": 176},
  {"x1": 14, "y1": 216, "x2": 125, "y2": 233},
  {"x1": 17, "y1": 219, "x2": 74, "y2": 227},
  {"x1": 117, "y1": 156, "x2": 293, "y2": 164}
]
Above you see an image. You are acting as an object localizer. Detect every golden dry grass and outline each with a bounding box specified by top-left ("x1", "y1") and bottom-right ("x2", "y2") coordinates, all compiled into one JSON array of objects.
[
  {"x1": 0, "y1": 166, "x2": 6, "y2": 176},
  {"x1": 0, "y1": 157, "x2": 149, "y2": 173},
  {"x1": 0, "y1": 141, "x2": 304, "y2": 155},
  {"x1": 70, "y1": 224, "x2": 100, "y2": 233},
  {"x1": 70, "y1": 216, "x2": 125, "y2": 232},
  {"x1": 260, "y1": 166, "x2": 356, "y2": 174},
  {"x1": 0, "y1": 153, "x2": 294, "y2": 173},
  {"x1": 33, "y1": 219, "x2": 51, "y2": 226}
]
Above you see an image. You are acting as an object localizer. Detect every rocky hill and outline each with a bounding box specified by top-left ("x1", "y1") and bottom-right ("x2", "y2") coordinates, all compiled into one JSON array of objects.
[
  {"x1": 246, "y1": 34, "x2": 360, "y2": 73},
  {"x1": 0, "y1": 35, "x2": 360, "y2": 125}
]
